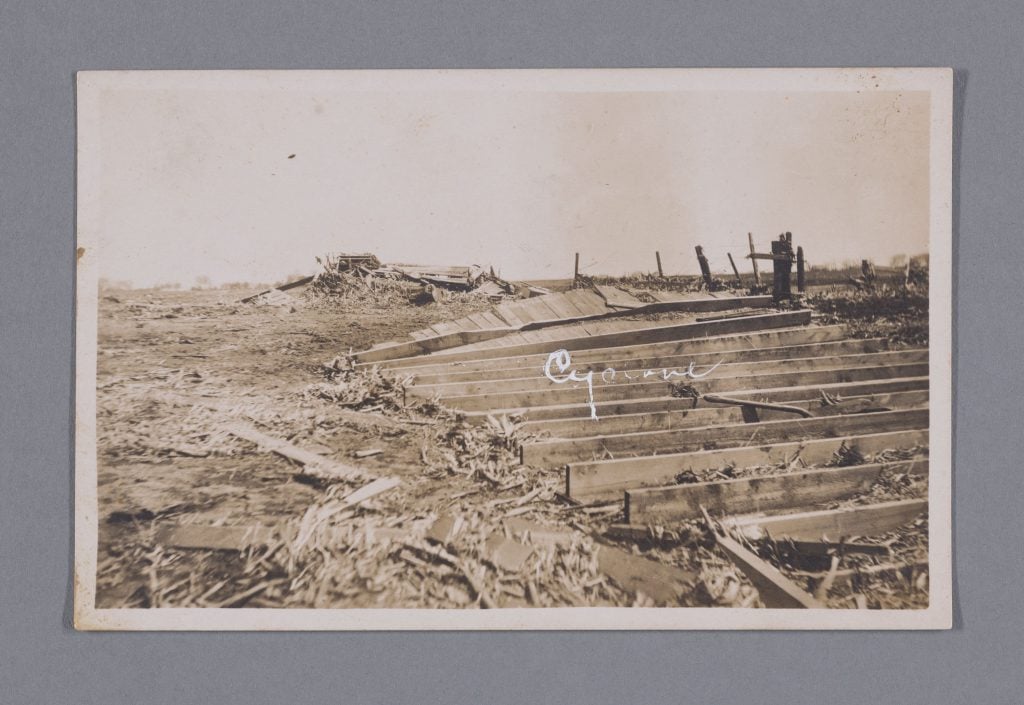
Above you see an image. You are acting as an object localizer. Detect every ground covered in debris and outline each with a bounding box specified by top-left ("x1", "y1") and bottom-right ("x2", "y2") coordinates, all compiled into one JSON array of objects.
[
  {"x1": 94, "y1": 273, "x2": 931, "y2": 610},
  {"x1": 96, "y1": 287, "x2": 656, "y2": 608}
]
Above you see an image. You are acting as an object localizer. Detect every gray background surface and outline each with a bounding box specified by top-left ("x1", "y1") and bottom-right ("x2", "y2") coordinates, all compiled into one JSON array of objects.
[{"x1": 1, "y1": 1, "x2": 1019, "y2": 703}]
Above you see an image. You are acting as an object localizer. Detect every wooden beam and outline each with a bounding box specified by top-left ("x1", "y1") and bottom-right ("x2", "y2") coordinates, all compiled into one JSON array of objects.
[
  {"x1": 566, "y1": 428, "x2": 928, "y2": 503},
  {"x1": 724, "y1": 499, "x2": 928, "y2": 542},
  {"x1": 375, "y1": 310, "x2": 813, "y2": 369},
  {"x1": 528, "y1": 390, "x2": 929, "y2": 439},
  {"x1": 226, "y1": 423, "x2": 371, "y2": 482},
  {"x1": 371, "y1": 300, "x2": 794, "y2": 370},
  {"x1": 386, "y1": 323, "x2": 848, "y2": 377},
  {"x1": 407, "y1": 349, "x2": 928, "y2": 398},
  {"x1": 524, "y1": 407, "x2": 928, "y2": 467},
  {"x1": 727, "y1": 252, "x2": 743, "y2": 285},
  {"x1": 435, "y1": 361, "x2": 928, "y2": 413},
  {"x1": 406, "y1": 335, "x2": 892, "y2": 385},
  {"x1": 713, "y1": 531, "x2": 825, "y2": 608},
  {"x1": 748, "y1": 232, "x2": 761, "y2": 286},
  {"x1": 792, "y1": 560, "x2": 928, "y2": 591},
  {"x1": 471, "y1": 376, "x2": 930, "y2": 424},
  {"x1": 625, "y1": 459, "x2": 928, "y2": 524}
]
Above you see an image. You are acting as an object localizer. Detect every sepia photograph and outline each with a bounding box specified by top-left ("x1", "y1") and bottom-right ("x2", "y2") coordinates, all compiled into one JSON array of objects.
[{"x1": 74, "y1": 68, "x2": 952, "y2": 630}]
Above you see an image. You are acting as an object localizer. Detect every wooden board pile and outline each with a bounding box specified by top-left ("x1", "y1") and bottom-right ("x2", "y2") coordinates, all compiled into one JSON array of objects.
[{"x1": 360, "y1": 286, "x2": 931, "y2": 609}]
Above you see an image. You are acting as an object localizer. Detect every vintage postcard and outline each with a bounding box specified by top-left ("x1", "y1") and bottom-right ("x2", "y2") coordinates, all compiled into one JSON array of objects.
[{"x1": 74, "y1": 68, "x2": 953, "y2": 630}]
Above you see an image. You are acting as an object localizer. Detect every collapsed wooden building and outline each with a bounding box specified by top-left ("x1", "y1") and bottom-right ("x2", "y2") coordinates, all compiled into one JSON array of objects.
[{"x1": 351, "y1": 247, "x2": 930, "y2": 609}]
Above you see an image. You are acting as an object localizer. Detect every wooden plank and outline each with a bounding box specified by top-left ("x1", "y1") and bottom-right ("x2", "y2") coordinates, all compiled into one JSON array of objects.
[
  {"x1": 525, "y1": 296, "x2": 570, "y2": 322},
  {"x1": 407, "y1": 349, "x2": 928, "y2": 398},
  {"x1": 480, "y1": 311, "x2": 510, "y2": 329},
  {"x1": 155, "y1": 524, "x2": 276, "y2": 551},
  {"x1": 566, "y1": 429, "x2": 929, "y2": 503},
  {"x1": 594, "y1": 285, "x2": 644, "y2": 309},
  {"x1": 714, "y1": 532, "x2": 824, "y2": 608},
  {"x1": 406, "y1": 336, "x2": 893, "y2": 385},
  {"x1": 380, "y1": 323, "x2": 846, "y2": 373},
  {"x1": 432, "y1": 362, "x2": 928, "y2": 412},
  {"x1": 403, "y1": 310, "x2": 813, "y2": 366},
  {"x1": 429, "y1": 321, "x2": 462, "y2": 337},
  {"x1": 523, "y1": 407, "x2": 929, "y2": 467},
  {"x1": 226, "y1": 423, "x2": 370, "y2": 482},
  {"x1": 506, "y1": 299, "x2": 545, "y2": 324},
  {"x1": 379, "y1": 309, "x2": 811, "y2": 371},
  {"x1": 409, "y1": 329, "x2": 432, "y2": 341},
  {"x1": 596, "y1": 544, "x2": 696, "y2": 605},
  {"x1": 527, "y1": 390, "x2": 929, "y2": 439},
  {"x1": 492, "y1": 302, "x2": 528, "y2": 328},
  {"x1": 353, "y1": 327, "x2": 516, "y2": 363},
  {"x1": 792, "y1": 560, "x2": 928, "y2": 591},
  {"x1": 541, "y1": 293, "x2": 583, "y2": 320},
  {"x1": 725, "y1": 499, "x2": 929, "y2": 541},
  {"x1": 466, "y1": 312, "x2": 495, "y2": 330},
  {"x1": 457, "y1": 316, "x2": 483, "y2": 332},
  {"x1": 474, "y1": 376, "x2": 929, "y2": 424},
  {"x1": 562, "y1": 289, "x2": 609, "y2": 316},
  {"x1": 625, "y1": 459, "x2": 928, "y2": 524}
]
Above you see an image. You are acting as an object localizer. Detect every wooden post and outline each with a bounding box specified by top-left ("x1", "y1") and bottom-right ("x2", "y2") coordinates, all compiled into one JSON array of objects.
[
  {"x1": 695, "y1": 245, "x2": 713, "y2": 290},
  {"x1": 796, "y1": 246, "x2": 805, "y2": 293},
  {"x1": 574, "y1": 252, "x2": 580, "y2": 281},
  {"x1": 771, "y1": 235, "x2": 793, "y2": 303},
  {"x1": 861, "y1": 259, "x2": 876, "y2": 282},
  {"x1": 655, "y1": 251, "x2": 664, "y2": 278},
  {"x1": 748, "y1": 232, "x2": 761, "y2": 286},
  {"x1": 727, "y1": 253, "x2": 743, "y2": 286}
]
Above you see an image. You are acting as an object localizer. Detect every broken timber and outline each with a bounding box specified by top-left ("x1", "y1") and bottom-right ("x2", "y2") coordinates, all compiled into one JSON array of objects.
[
  {"x1": 624, "y1": 459, "x2": 928, "y2": 524},
  {"x1": 565, "y1": 429, "x2": 928, "y2": 503}
]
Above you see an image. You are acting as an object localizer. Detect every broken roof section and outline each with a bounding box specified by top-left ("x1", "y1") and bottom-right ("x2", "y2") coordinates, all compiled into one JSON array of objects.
[{"x1": 355, "y1": 286, "x2": 774, "y2": 363}]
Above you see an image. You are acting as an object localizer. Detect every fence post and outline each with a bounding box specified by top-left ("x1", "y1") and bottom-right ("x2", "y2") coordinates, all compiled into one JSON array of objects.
[
  {"x1": 771, "y1": 235, "x2": 793, "y2": 303},
  {"x1": 727, "y1": 252, "x2": 743, "y2": 286},
  {"x1": 655, "y1": 251, "x2": 664, "y2": 278},
  {"x1": 695, "y1": 245, "x2": 713, "y2": 290},
  {"x1": 748, "y1": 232, "x2": 761, "y2": 286},
  {"x1": 796, "y1": 246, "x2": 805, "y2": 293}
]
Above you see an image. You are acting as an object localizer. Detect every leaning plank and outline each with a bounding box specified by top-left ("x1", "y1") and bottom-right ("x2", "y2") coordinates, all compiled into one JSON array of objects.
[
  {"x1": 625, "y1": 460, "x2": 928, "y2": 524},
  {"x1": 713, "y1": 532, "x2": 825, "y2": 608},
  {"x1": 725, "y1": 499, "x2": 929, "y2": 542},
  {"x1": 522, "y1": 408, "x2": 929, "y2": 467},
  {"x1": 566, "y1": 428, "x2": 929, "y2": 503},
  {"x1": 226, "y1": 423, "x2": 371, "y2": 482},
  {"x1": 240, "y1": 274, "x2": 315, "y2": 303},
  {"x1": 527, "y1": 390, "x2": 929, "y2": 439}
]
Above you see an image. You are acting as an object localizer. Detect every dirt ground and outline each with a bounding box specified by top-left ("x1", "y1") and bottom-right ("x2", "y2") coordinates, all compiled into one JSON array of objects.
[
  {"x1": 93, "y1": 280, "x2": 930, "y2": 610},
  {"x1": 95, "y1": 287, "x2": 650, "y2": 609}
]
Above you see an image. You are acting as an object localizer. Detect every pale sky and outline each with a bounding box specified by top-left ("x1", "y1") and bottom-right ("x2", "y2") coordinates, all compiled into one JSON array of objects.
[{"x1": 90, "y1": 76, "x2": 930, "y2": 287}]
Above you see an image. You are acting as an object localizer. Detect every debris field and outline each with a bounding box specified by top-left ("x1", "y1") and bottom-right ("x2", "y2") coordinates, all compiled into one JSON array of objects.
[{"x1": 95, "y1": 241, "x2": 930, "y2": 610}]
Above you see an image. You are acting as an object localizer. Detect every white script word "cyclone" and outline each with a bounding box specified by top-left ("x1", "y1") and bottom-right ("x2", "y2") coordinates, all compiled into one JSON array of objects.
[{"x1": 542, "y1": 349, "x2": 723, "y2": 420}]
